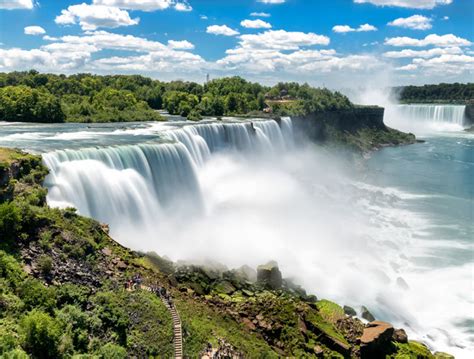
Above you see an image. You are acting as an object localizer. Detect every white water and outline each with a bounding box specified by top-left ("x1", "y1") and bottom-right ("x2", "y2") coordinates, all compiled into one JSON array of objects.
[
  {"x1": 40, "y1": 116, "x2": 472, "y2": 358},
  {"x1": 385, "y1": 104, "x2": 467, "y2": 134}
]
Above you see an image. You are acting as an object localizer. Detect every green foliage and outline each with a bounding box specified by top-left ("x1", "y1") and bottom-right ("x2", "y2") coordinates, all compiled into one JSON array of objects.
[
  {"x1": 20, "y1": 310, "x2": 61, "y2": 359},
  {"x1": 394, "y1": 83, "x2": 474, "y2": 104},
  {"x1": 0, "y1": 202, "x2": 22, "y2": 247},
  {"x1": 37, "y1": 255, "x2": 53, "y2": 277},
  {"x1": 0, "y1": 85, "x2": 65, "y2": 123},
  {"x1": 96, "y1": 343, "x2": 127, "y2": 359},
  {"x1": 0, "y1": 71, "x2": 353, "y2": 122}
]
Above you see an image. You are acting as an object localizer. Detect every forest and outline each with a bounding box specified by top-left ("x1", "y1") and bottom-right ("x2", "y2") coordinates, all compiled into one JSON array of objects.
[
  {"x1": 0, "y1": 70, "x2": 353, "y2": 123},
  {"x1": 393, "y1": 83, "x2": 474, "y2": 104}
]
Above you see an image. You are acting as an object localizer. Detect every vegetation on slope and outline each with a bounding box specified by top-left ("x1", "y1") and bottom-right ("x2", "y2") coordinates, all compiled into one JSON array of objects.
[
  {"x1": 393, "y1": 83, "x2": 474, "y2": 104},
  {"x1": 0, "y1": 70, "x2": 353, "y2": 123},
  {"x1": 0, "y1": 148, "x2": 450, "y2": 358}
]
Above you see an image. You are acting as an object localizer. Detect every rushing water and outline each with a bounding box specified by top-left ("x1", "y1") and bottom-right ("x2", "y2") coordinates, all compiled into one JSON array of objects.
[{"x1": 0, "y1": 110, "x2": 472, "y2": 358}]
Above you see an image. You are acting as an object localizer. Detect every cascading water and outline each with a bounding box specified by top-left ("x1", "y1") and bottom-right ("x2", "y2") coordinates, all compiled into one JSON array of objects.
[
  {"x1": 44, "y1": 119, "x2": 294, "y2": 241},
  {"x1": 385, "y1": 104, "x2": 467, "y2": 133}
]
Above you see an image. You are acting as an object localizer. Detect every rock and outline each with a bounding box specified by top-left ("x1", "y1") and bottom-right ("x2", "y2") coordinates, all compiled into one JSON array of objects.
[
  {"x1": 116, "y1": 260, "x2": 127, "y2": 270},
  {"x1": 298, "y1": 317, "x2": 308, "y2": 335},
  {"x1": 392, "y1": 328, "x2": 408, "y2": 343},
  {"x1": 434, "y1": 352, "x2": 455, "y2": 359},
  {"x1": 214, "y1": 280, "x2": 236, "y2": 295},
  {"x1": 360, "y1": 321, "x2": 394, "y2": 357},
  {"x1": 234, "y1": 265, "x2": 257, "y2": 282},
  {"x1": 242, "y1": 317, "x2": 256, "y2": 330},
  {"x1": 344, "y1": 305, "x2": 357, "y2": 317},
  {"x1": 313, "y1": 345, "x2": 324, "y2": 357},
  {"x1": 100, "y1": 224, "x2": 110, "y2": 234},
  {"x1": 101, "y1": 247, "x2": 112, "y2": 256},
  {"x1": 257, "y1": 261, "x2": 282, "y2": 290},
  {"x1": 361, "y1": 306, "x2": 375, "y2": 322}
]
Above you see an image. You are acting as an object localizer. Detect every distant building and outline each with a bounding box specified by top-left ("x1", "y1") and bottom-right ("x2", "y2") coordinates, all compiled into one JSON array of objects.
[{"x1": 206, "y1": 73, "x2": 210, "y2": 83}]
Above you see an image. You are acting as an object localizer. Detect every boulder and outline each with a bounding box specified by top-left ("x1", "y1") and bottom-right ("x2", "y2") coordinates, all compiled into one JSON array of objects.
[
  {"x1": 257, "y1": 261, "x2": 282, "y2": 290},
  {"x1": 313, "y1": 345, "x2": 324, "y2": 357},
  {"x1": 234, "y1": 265, "x2": 257, "y2": 282},
  {"x1": 360, "y1": 321, "x2": 394, "y2": 357},
  {"x1": 361, "y1": 306, "x2": 375, "y2": 322},
  {"x1": 214, "y1": 280, "x2": 236, "y2": 295},
  {"x1": 434, "y1": 352, "x2": 455, "y2": 359},
  {"x1": 392, "y1": 328, "x2": 408, "y2": 343},
  {"x1": 242, "y1": 317, "x2": 256, "y2": 331},
  {"x1": 343, "y1": 305, "x2": 357, "y2": 317}
]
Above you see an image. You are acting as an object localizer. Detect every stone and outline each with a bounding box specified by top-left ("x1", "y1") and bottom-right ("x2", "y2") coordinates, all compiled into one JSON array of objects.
[
  {"x1": 242, "y1": 317, "x2": 256, "y2": 331},
  {"x1": 116, "y1": 260, "x2": 127, "y2": 270},
  {"x1": 313, "y1": 345, "x2": 324, "y2": 357},
  {"x1": 361, "y1": 306, "x2": 375, "y2": 322},
  {"x1": 360, "y1": 321, "x2": 394, "y2": 357},
  {"x1": 343, "y1": 305, "x2": 357, "y2": 317},
  {"x1": 298, "y1": 317, "x2": 308, "y2": 335},
  {"x1": 257, "y1": 261, "x2": 282, "y2": 290},
  {"x1": 234, "y1": 265, "x2": 257, "y2": 282},
  {"x1": 392, "y1": 328, "x2": 408, "y2": 343},
  {"x1": 214, "y1": 280, "x2": 236, "y2": 295},
  {"x1": 101, "y1": 247, "x2": 112, "y2": 256}
]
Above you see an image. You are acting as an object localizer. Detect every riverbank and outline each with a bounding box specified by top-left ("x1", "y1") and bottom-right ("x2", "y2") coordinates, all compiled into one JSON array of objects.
[{"x1": 0, "y1": 147, "x2": 454, "y2": 358}]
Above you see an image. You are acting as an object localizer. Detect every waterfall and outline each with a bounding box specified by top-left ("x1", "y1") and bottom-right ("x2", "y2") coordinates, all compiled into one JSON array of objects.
[
  {"x1": 396, "y1": 104, "x2": 466, "y2": 126},
  {"x1": 43, "y1": 119, "x2": 294, "y2": 237}
]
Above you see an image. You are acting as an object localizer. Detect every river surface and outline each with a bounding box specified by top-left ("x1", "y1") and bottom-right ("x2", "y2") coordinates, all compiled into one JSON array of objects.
[{"x1": 0, "y1": 107, "x2": 472, "y2": 358}]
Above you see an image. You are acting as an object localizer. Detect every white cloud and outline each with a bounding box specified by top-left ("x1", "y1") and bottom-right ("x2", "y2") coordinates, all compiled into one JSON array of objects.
[
  {"x1": 168, "y1": 39, "x2": 194, "y2": 49},
  {"x1": 0, "y1": 0, "x2": 34, "y2": 10},
  {"x1": 0, "y1": 30, "x2": 205, "y2": 75},
  {"x1": 385, "y1": 34, "x2": 472, "y2": 47},
  {"x1": 55, "y1": 4, "x2": 139, "y2": 31},
  {"x1": 388, "y1": 15, "x2": 432, "y2": 30},
  {"x1": 238, "y1": 30, "x2": 330, "y2": 50},
  {"x1": 206, "y1": 25, "x2": 239, "y2": 36},
  {"x1": 383, "y1": 46, "x2": 463, "y2": 58},
  {"x1": 397, "y1": 54, "x2": 474, "y2": 75},
  {"x1": 442, "y1": 16, "x2": 449, "y2": 20},
  {"x1": 43, "y1": 35, "x2": 59, "y2": 41},
  {"x1": 24, "y1": 25, "x2": 46, "y2": 36},
  {"x1": 250, "y1": 12, "x2": 270, "y2": 17},
  {"x1": 240, "y1": 19, "x2": 272, "y2": 29},
  {"x1": 200, "y1": 15, "x2": 208, "y2": 20},
  {"x1": 257, "y1": 0, "x2": 285, "y2": 3},
  {"x1": 332, "y1": 23, "x2": 377, "y2": 33},
  {"x1": 354, "y1": 0, "x2": 452, "y2": 9},
  {"x1": 174, "y1": 2, "x2": 192, "y2": 11},
  {"x1": 92, "y1": 0, "x2": 172, "y2": 11}
]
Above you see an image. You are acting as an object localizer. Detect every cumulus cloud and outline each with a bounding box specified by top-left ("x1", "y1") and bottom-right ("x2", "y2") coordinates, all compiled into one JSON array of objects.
[
  {"x1": 0, "y1": 30, "x2": 204, "y2": 75},
  {"x1": 168, "y1": 39, "x2": 194, "y2": 49},
  {"x1": 240, "y1": 19, "x2": 272, "y2": 29},
  {"x1": 388, "y1": 15, "x2": 432, "y2": 30},
  {"x1": 257, "y1": 0, "x2": 285, "y2": 3},
  {"x1": 383, "y1": 46, "x2": 463, "y2": 58},
  {"x1": 238, "y1": 30, "x2": 330, "y2": 50},
  {"x1": 354, "y1": 0, "x2": 452, "y2": 9},
  {"x1": 332, "y1": 23, "x2": 377, "y2": 33},
  {"x1": 250, "y1": 12, "x2": 270, "y2": 17},
  {"x1": 385, "y1": 34, "x2": 472, "y2": 47},
  {"x1": 24, "y1": 26, "x2": 46, "y2": 36},
  {"x1": 174, "y1": 2, "x2": 192, "y2": 11},
  {"x1": 206, "y1": 25, "x2": 239, "y2": 36},
  {"x1": 397, "y1": 54, "x2": 474, "y2": 75},
  {"x1": 0, "y1": 0, "x2": 34, "y2": 10},
  {"x1": 55, "y1": 4, "x2": 139, "y2": 31},
  {"x1": 92, "y1": 0, "x2": 172, "y2": 11}
]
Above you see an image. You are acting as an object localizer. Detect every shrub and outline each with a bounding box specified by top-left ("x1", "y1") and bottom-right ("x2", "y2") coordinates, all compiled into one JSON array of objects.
[
  {"x1": 37, "y1": 255, "x2": 53, "y2": 277},
  {"x1": 97, "y1": 343, "x2": 127, "y2": 359},
  {"x1": 20, "y1": 310, "x2": 61, "y2": 358}
]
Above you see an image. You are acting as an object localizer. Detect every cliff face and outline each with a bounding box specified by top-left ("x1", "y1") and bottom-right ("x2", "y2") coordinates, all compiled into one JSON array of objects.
[{"x1": 290, "y1": 106, "x2": 416, "y2": 152}]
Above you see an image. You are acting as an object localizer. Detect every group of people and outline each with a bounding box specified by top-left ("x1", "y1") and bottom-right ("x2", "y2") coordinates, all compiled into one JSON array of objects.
[
  {"x1": 124, "y1": 275, "x2": 173, "y2": 307},
  {"x1": 201, "y1": 338, "x2": 243, "y2": 359}
]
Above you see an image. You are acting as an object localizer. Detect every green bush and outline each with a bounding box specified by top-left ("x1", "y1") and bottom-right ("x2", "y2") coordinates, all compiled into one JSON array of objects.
[
  {"x1": 20, "y1": 310, "x2": 61, "y2": 358},
  {"x1": 97, "y1": 343, "x2": 127, "y2": 359}
]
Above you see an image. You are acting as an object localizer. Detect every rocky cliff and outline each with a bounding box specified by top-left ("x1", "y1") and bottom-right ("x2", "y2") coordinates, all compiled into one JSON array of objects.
[
  {"x1": 465, "y1": 104, "x2": 474, "y2": 126},
  {"x1": 290, "y1": 106, "x2": 416, "y2": 152}
]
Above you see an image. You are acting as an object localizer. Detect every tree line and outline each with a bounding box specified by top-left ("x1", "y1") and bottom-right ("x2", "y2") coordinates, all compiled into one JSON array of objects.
[
  {"x1": 393, "y1": 83, "x2": 474, "y2": 104},
  {"x1": 0, "y1": 70, "x2": 353, "y2": 123}
]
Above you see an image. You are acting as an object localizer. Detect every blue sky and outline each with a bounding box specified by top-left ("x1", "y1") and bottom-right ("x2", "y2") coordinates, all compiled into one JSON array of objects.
[{"x1": 0, "y1": 0, "x2": 472, "y2": 88}]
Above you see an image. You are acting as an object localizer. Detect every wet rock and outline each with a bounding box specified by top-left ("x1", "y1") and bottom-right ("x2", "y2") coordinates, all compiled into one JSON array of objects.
[
  {"x1": 257, "y1": 261, "x2": 282, "y2": 290},
  {"x1": 360, "y1": 321, "x2": 394, "y2": 357},
  {"x1": 344, "y1": 305, "x2": 357, "y2": 317},
  {"x1": 392, "y1": 328, "x2": 408, "y2": 343},
  {"x1": 361, "y1": 306, "x2": 375, "y2": 322}
]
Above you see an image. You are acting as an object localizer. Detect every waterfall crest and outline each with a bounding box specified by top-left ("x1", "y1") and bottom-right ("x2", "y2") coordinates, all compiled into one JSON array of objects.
[
  {"x1": 396, "y1": 104, "x2": 466, "y2": 126},
  {"x1": 44, "y1": 119, "x2": 294, "y2": 231}
]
